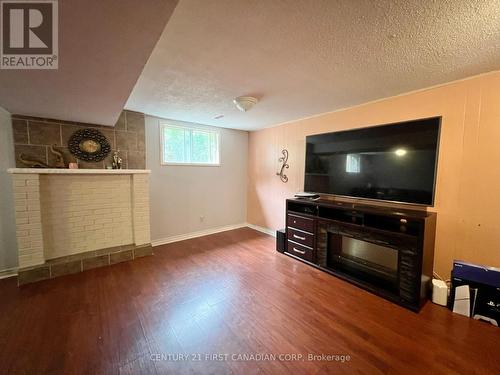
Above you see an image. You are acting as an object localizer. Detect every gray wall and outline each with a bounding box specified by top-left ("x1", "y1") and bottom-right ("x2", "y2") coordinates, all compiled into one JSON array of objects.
[
  {"x1": 0, "y1": 106, "x2": 18, "y2": 272},
  {"x1": 146, "y1": 115, "x2": 248, "y2": 242}
]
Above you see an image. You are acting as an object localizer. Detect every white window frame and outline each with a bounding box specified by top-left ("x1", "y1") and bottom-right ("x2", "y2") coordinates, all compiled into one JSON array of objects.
[{"x1": 159, "y1": 123, "x2": 221, "y2": 166}]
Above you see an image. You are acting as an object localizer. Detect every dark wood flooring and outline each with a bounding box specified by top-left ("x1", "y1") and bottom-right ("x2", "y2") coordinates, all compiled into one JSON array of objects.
[{"x1": 0, "y1": 228, "x2": 498, "y2": 374}]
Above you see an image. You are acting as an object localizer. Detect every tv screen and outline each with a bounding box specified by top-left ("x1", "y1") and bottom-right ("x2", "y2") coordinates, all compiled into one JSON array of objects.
[{"x1": 304, "y1": 117, "x2": 441, "y2": 205}]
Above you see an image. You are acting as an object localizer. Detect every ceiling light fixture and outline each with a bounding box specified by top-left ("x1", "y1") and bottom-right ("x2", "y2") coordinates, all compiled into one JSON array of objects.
[
  {"x1": 395, "y1": 148, "x2": 407, "y2": 156},
  {"x1": 233, "y1": 96, "x2": 258, "y2": 112}
]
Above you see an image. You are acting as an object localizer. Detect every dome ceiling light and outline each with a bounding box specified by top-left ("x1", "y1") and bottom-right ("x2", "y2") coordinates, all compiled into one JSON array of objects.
[{"x1": 233, "y1": 96, "x2": 258, "y2": 112}]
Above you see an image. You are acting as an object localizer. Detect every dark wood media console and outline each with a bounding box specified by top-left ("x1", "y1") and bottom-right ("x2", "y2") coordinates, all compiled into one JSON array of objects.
[{"x1": 285, "y1": 198, "x2": 437, "y2": 311}]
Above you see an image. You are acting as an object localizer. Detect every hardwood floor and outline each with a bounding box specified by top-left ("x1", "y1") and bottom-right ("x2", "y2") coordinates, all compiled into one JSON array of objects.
[{"x1": 0, "y1": 228, "x2": 498, "y2": 374}]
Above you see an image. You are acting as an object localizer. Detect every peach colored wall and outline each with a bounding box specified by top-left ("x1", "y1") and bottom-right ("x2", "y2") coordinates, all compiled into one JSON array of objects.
[{"x1": 247, "y1": 71, "x2": 500, "y2": 277}]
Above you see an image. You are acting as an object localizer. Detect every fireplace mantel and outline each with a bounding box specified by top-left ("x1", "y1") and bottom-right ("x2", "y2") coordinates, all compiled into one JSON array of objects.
[{"x1": 8, "y1": 168, "x2": 150, "y2": 175}]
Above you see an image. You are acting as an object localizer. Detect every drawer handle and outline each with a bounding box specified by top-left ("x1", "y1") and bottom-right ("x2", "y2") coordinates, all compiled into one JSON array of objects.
[
  {"x1": 293, "y1": 234, "x2": 306, "y2": 241},
  {"x1": 293, "y1": 220, "x2": 297, "y2": 224},
  {"x1": 292, "y1": 247, "x2": 306, "y2": 255}
]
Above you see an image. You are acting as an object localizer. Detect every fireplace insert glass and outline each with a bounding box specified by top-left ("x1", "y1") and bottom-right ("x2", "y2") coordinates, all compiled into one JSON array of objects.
[{"x1": 327, "y1": 233, "x2": 399, "y2": 293}]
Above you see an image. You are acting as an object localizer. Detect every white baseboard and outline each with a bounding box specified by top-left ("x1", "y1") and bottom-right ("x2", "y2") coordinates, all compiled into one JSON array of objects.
[
  {"x1": 0, "y1": 267, "x2": 18, "y2": 280},
  {"x1": 152, "y1": 223, "x2": 248, "y2": 247},
  {"x1": 151, "y1": 222, "x2": 279, "y2": 247},
  {"x1": 245, "y1": 223, "x2": 276, "y2": 237}
]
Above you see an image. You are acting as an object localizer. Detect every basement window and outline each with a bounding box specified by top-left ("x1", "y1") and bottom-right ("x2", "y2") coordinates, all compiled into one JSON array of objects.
[{"x1": 160, "y1": 123, "x2": 220, "y2": 166}]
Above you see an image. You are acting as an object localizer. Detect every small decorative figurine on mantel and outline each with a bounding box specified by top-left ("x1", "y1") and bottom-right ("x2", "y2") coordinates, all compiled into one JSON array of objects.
[
  {"x1": 18, "y1": 154, "x2": 49, "y2": 168},
  {"x1": 18, "y1": 144, "x2": 66, "y2": 168},
  {"x1": 50, "y1": 144, "x2": 66, "y2": 168},
  {"x1": 111, "y1": 151, "x2": 122, "y2": 169}
]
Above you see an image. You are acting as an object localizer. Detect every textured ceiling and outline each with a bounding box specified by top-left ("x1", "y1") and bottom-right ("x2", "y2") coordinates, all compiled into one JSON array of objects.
[
  {"x1": 0, "y1": 0, "x2": 178, "y2": 125},
  {"x1": 126, "y1": 0, "x2": 500, "y2": 130}
]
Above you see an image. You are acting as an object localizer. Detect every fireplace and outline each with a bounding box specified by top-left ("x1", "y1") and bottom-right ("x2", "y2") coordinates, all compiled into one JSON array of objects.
[
  {"x1": 8, "y1": 168, "x2": 152, "y2": 285},
  {"x1": 327, "y1": 233, "x2": 399, "y2": 294},
  {"x1": 315, "y1": 217, "x2": 430, "y2": 308}
]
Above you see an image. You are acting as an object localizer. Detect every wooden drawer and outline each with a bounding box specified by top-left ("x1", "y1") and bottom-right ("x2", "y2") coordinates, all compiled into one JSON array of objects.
[
  {"x1": 287, "y1": 240, "x2": 314, "y2": 262},
  {"x1": 287, "y1": 214, "x2": 315, "y2": 233},
  {"x1": 287, "y1": 227, "x2": 315, "y2": 248}
]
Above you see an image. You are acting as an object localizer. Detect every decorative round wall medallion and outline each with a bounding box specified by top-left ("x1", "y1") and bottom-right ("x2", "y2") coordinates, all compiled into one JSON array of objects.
[{"x1": 68, "y1": 128, "x2": 111, "y2": 162}]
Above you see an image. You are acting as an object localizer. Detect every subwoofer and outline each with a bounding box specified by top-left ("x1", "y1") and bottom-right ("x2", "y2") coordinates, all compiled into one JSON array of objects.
[{"x1": 276, "y1": 229, "x2": 286, "y2": 253}]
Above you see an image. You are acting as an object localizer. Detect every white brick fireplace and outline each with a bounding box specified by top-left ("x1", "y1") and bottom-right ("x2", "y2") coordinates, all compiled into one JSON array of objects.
[{"x1": 8, "y1": 169, "x2": 151, "y2": 270}]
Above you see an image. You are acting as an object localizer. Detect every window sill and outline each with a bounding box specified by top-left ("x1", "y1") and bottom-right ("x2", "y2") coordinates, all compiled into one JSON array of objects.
[{"x1": 160, "y1": 162, "x2": 221, "y2": 167}]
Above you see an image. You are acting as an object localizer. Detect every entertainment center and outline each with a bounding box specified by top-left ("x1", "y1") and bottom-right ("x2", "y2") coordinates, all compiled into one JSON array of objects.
[
  {"x1": 281, "y1": 116, "x2": 441, "y2": 311},
  {"x1": 285, "y1": 198, "x2": 436, "y2": 311}
]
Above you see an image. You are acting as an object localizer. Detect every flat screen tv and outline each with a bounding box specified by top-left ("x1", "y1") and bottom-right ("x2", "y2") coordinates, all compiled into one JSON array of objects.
[{"x1": 304, "y1": 117, "x2": 441, "y2": 206}]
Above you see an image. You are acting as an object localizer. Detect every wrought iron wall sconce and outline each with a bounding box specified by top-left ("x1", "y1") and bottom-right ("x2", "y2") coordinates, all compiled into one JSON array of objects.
[{"x1": 276, "y1": 149, "x2": 289, "y2": 183}]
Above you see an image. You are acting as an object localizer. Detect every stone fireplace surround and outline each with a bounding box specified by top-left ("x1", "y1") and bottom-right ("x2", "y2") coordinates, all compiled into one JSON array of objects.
[{"x1": 8, "y1": 168, "x2": 151, "y2": 285}]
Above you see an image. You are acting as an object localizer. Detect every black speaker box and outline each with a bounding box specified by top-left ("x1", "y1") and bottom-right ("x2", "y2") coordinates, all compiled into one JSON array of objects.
[{"x1": 276, "y1": 229, "x2": 286, "y2": 253}]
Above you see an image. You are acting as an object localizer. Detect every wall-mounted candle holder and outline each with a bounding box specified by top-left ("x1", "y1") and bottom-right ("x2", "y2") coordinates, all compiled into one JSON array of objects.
[{"x1": 276, "y1": 149, "x2": 289, "y2": 183}]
